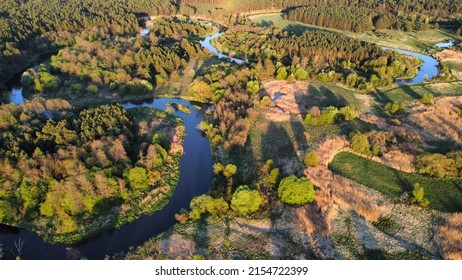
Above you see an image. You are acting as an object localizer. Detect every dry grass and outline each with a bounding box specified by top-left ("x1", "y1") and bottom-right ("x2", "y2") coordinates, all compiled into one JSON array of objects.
[
  {"x1": 301, "y1": 137, "x2": 387, "y2": 237},
  {"x1": 435, "y1": 46, "x2": 462, "y2": 80},
  {"x1": 407, "y1": 96, "x2": 462, "y2": 143},
  {"x1": 436, "y1": 213, "x2": 462, "y2": 260}
]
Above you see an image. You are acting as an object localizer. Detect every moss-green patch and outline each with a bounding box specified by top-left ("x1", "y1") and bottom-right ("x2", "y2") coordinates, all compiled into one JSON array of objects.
[{"x1": 329, "y1": 152, "x2": 462, "y2": 212}]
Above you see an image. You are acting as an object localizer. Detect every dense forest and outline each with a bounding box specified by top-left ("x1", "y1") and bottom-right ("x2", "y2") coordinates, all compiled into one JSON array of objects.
[
  {"x1": 0, "y1": 0, "x2": 176, "y2": 90},
  {"x1": 20, "y1": 18, "x2": 212, "y2": 96},
  {"x1": 214, "y1": 26, "x2": 421, "y2": 89},
  {"x1": 285, "y1": 6, "x2": 431, "y2": 32},
  {"x1": 0, "y1": 99, "x2": 183, "y2": 241}
]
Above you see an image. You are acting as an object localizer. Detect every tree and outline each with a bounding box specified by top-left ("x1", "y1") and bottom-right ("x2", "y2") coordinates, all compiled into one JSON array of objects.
[
  {"x1": 268, "y1": 168, "x2": 280, "y2": 185},
  {"x1": 230, "y1": 186, "x2": 263, "y2": 216},
  {"x1": 411, "y1": 183, "x2": 429, "y2": 207},
  {"x1": 278, "y1": 176, "x2": 315, "y2": 205},
  {"x1": 0, "y1": 200, "x2": 13, "y2": 222},
  {"x1": 304, "y1": 151, "x2": 319, "y2": 167},
  {"x1": 421, "y1": 93, "x2": 433, "y2": 105},
  {"x1": 127, "y1": 167, "x2": 148, "y2": 190},
  {"x1": 350, "y1": 132, "x2": 371, "y2": 155}
]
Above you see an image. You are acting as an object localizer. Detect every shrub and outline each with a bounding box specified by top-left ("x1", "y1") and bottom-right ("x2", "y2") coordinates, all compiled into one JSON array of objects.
[
  {"x1": 412, "y1": 183, "x2": 429, "y2": 207},
  {"x1": 268, "y1": 168, "x2": 280, "y2": 185},
  {"x1": 304, "y1": 151, "x2": 319, "y2": 167},
  {"x1": 87, "y1": 84, "x2": 98, "y2": 93},
  {"x1": 230, "y1": 186, "x2": 263, "y2": 216},
  {"x1": 384, "y1": 102, "x2": 406, "y2": 115},
  {"x1": 350, "y1": 132, "x2": 371, "y2": 155},
  {"x1": 127, "y1": 167, "x2": 148, "y2": 190},
  {"x1": 420, "y1": 93, "x2": 433, "y2": 105},
  {"x1": 278, "y1": 176, "x2": 315, "y2": 205}
]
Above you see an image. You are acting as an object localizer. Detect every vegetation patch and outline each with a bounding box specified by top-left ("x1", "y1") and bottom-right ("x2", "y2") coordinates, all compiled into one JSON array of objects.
[
  {"x1": 329, "y1": 152, "x2": 462, "y2": 212},
  {"x1": 0, "y1": 100, "x2": 185, "y2": 243}
]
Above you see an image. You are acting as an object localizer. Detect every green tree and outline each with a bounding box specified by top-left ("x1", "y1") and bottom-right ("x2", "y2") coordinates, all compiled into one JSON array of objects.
[
  {"x1": 278, "y1": 176, "x2": 315, "y2": 205},
  {"x1": 127, "y1": 167, "x2": 148, "y2": 190},
  {"x1": 421, "y1": 93, "x2": 433, "y2": 105},
  {"x1": 0, "y1": 200, "x2": 13, "y2": 222},
  {"x1": 230, "y1": 186, "x2": 263, "y2": 216},
  {"x1": 268, "y1": 168, "x2": 280, "y2": 185},
  {"x1": 304, "y1": 151, "x2": 319, "y2": 167},
  {"x1": 411, "y1": 183, "x2": 429, "y2": 207},
  {"x1": 350, "y1": 132, "x2": 371, "y2": 155}
]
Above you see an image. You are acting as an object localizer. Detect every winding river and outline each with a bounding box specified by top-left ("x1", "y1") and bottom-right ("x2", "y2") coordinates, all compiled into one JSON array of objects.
[{"x1": 0, "y1": 20, "x2": 451, "y2": 259}]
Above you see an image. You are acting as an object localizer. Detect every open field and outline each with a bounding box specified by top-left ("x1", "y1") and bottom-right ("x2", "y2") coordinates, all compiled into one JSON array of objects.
[
  {"x1": 374, "y1": 82, "x2": 462, "y2": 105},
  {"x1": 407, "y1": 96, "x2": 462, "y2": 143},
  {"x1": 249, "y1": 13, "x2": 457, "y2": 53},
  {"x1": 329, "y1": 152, "x2": 462, "y2": 213}
]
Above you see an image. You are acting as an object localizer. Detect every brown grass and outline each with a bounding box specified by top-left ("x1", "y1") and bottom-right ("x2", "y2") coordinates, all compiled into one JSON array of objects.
[
  {"x1": 300, "y1": 137, "x2": 387, "y2": 237},
  {"x1": 436, "y1": 213, "x2": 462, "y2": 260},
  {"x1": 407, "y1": 96, "x2": 462, "y2": 143},
  {"x1": 260, "y1": 80, "x2": 317, "y2": 122}
]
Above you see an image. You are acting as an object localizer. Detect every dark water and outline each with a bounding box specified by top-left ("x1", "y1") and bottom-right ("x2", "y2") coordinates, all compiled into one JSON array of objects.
[
  {"x1": 382, "y1": 47, "x2": 439, "y2": 84},
  {"x1": 1, "y1": 84, "x2": 213, "y2": 259}
]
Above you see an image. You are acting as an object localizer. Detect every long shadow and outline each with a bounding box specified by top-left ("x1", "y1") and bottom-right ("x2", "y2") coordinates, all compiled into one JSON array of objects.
[
  {"x1": 401, "y1": 85, "x2": 422, "y2": 99},
  {"x1": 255, "y1": 20, "x2": 274, "y2": 28},
  {"x1": 289, "y1": 118, "x2": 308, "y2": 152},
  {"x1": 193, "y1": 218, "x2": 210, "y2": 258},
  {"x1": 319, "y1": 85, "x2": 348, "y2": 107},
  {"x1": 261, "y1": 122, "x2": 297, "y2": 173}
]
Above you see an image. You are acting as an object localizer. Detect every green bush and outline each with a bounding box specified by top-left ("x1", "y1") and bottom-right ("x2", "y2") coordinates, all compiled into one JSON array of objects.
[
  {"x1": 304, "y1": 151, "x2": 319, "y2": 167},
  {"x1": 127, "y1": 167, "x2": 148, "y2": 190},
  {"x1": 412, "y1": 183, "x2": 429, "y2": 207},
  {"x1": 268, "y1": 168, "x2": 280, "y2": 185},
  {"x1": 230, "y1": 186, "x2": 263, "y2": 216},
  {"x1": 278, "y1": 176, "x2": 315, "y2": 205},
  {"x1": 350, "y1": 132, "x2": 371, "y2": 155},
  {"x1": 420, "y1": 93, "x2": 433, "y2": 105}
]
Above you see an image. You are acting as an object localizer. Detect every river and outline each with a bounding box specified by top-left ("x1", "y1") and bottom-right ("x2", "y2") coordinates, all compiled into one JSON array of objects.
[{"x1": 0, "y1": 20, "x2": 451, "y2": 259}]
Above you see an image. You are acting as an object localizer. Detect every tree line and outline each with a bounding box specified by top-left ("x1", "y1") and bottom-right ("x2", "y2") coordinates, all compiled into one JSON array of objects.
[
  {"x1": 285, "y1": 6, "x2": 432, "y2": 32},
  {"x1": 214, "y1": 26, "x2": 420, "y2": 89}
]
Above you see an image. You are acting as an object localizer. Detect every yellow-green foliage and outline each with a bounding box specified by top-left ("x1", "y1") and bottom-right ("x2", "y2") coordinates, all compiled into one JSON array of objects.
[
  {"x1": 278, "y1": 176, "x2": 315, "y2": 205},
  {"x1": 230, "y1": 186, "x2": 263, "y2": 216}
]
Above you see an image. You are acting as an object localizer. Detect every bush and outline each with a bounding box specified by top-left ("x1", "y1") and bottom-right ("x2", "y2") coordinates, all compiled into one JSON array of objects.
[
  {"x1": 420, "y1": 93, "x2": 433, "y2": 105},
  {"x1": 230, "y1": 186, "x2": 263, "y2": 216},
  {"x1": 278, "y1": 176, "x2": 315, "y2": 205},
  {"x1": 127, "y1": 167, "x2": 148, "y2": 190},
  {"x1": 412, "y1": 183, "x2": 429, "y2": 207},
  {"x1": 87, "y1": 84, "x2": 98, "y2": 93},
  {"x1": 268, "y1": 168, "x2": 280, "y2": 185},
  {"x1": 304, "y1": 151, "x2": 319, "y2": 167},
  {"x1": 350, "y1": 132, "x2": 371, "y2": 155},
  {"x1": 384, "y1": 102, "x2": 406, "y2": 115}
]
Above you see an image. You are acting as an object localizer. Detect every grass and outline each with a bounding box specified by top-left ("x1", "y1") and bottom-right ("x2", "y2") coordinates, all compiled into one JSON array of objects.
[
  {"x1": 374, "y1": 82, "x2": 462, "y2": 105},
  {"x1": 329, "y1": 152, "x2": 462, "y2": 213},
  {"x1": 250, "y1": 13, "x2": 456, "y2": 53}
]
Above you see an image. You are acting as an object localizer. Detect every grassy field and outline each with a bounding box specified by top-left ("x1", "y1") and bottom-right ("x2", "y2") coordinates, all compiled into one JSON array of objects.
[
  {"x1": 329, "y1": 152, "x2": 462, "y2": 213},
  {"x1": 373, "y1": 82, "x2": 462, "y2": 104},
  {"x1": 249, "y1": 13, "x2": 456, "y2": 53}
]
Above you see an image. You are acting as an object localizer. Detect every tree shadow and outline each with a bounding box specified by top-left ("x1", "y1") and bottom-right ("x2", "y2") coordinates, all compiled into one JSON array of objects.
[
  {"x1": 255, "y1": 20, "x2": 274, "y2": 28},
  {"x1": 193, "y1": 218, "x2": 210, "y2": 258}
]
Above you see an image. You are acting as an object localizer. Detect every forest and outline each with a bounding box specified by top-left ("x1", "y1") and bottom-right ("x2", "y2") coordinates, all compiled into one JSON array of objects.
[
  {"x1": 214, "y1": 26, "x2": 421, "y2": 90},
  {"x1": 285, "y1": 6, "x2": 431, "y2": 32}
]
